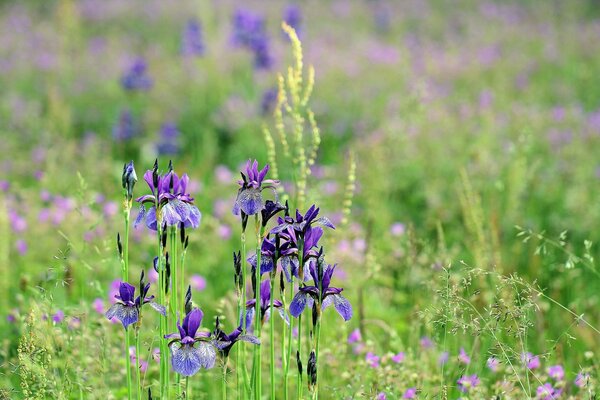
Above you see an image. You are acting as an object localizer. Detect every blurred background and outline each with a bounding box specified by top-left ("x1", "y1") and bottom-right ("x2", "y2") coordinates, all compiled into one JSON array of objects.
[{"x1": 2, "y1": 0, "x2": 600, "y2": 398}]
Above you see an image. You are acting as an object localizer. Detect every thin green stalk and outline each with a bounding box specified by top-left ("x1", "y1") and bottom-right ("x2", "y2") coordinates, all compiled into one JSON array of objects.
[
  {"x1": 241, "y1": 230, "x2": 250, "y2": 398},
  {"x1": 283, "y1": 276, "x2": 294, "y2": 400},
  {"x1": 135, "y1": 326, "x2": 142, "y2": 400},
  {"x1": 170, "y1": 228, "x2": 181, "y2": 397},
  {"x1": 122, "y1": 197, "x2": 133, "y2": 400},
  {"x1": 222, "y1": 358, "x2": 228, "y2": 400},
  {"x1": 296, "y1": 314, "x2": 303, "y2": 400},
  {"x1": 253, "y1": 217, "x2": 264, "y2": 400},
  {"x1": 157, "y1": 223, "x2": 168, "y2": 399},
  {"x1": 269, "y1": 273, "x2": 276, "y2": 400},
  {"x1": 313, "y1": 270, "x2": 323, "y2": 400},
  {"x1": 125, "y1": 330, "x2": 133, "y2": 400}
]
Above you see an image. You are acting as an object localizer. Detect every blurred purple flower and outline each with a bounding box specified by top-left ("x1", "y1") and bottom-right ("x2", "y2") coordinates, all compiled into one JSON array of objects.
[
  {"x1": 121, "y1": 58, "x2": 153, "y2": 91},
  {"x1": 365, "y1": 352, "x2": 380, "y2": 368},
  {"x1": 347, "y1": 328, "x2": 362, "y2": 344},
  {"x1": 283, "y1": 5, "x2": 302, "y2": 36},
  {"x1": 112, "y1": 109, "x2": 139, "y2": 141},
  {"x1": 214, "y1": 165, "x2": 233, "y2": 184},
  {"x1": 9, "y1": 210, "x2": 27, "y2": 233},
  {"x1": 391, "y1": 352, "x2": 405, "y2": 364},
  {"x1": 52, "y1": 310, "x2": 65, "y2": 323},
  {"x1": 93, "y1": 298, "x2": 105, "y2": 314},
  {"x1": 103, "y1": 201, "x2": 119, "y2": 218},
  {"x1": 575, "y1": 372, "x2": 589, "y2": 388},
  {"x1": 156, "y1": 122, "x2": 181, "y2": 156},
  {"x1": 260, "y1": 87, "x2": 278, "y2": 115},
  {"x1": 231, "y1": 9, "x2": 273, "y2": 69},
  {"x1": 547, "y1": 365, "x2": 564, "y2": 381},
  {"x1": 457, "y1": 374, "x2": 480, "y2": 393},
  {"x1": 420, "y1": 336, "x2": 433, "y2": 349},
  {"x1": 181, "y1": 19, "x2": 205, "y2": 57},
  {"x1": 438, "y1": 351, "x2": 449, "y2": 366},
  {"x1": 15, "y1": 239, "x2": 27, "y2": 255},
  {"x1": 0, "y1": 181, "x2": 10, "y2": 192},
  {"x1": 536, "y1": 383, "x2": 561, "y2": 400},
  {"x1": 190, "y1": 274, "x2": 206, "y2": 292},
  {"x1": 403, "y1": 388, "x2": 417, "y2": 399},
  {"x1": 458, "y1": 348, "x2": 471, "y2": 364},
  {"x1": 487, "y1": 357, "x2": 500, "y2": 372},
  {"x1": 390, "y1": 222, "x2": 405, "y2": 236},
  {"x1": 376, "y1": 393, "x2": 386, "y2": 400},
  {"x1": 522, "y1": 352, "x2": 540, "y2": 369}
]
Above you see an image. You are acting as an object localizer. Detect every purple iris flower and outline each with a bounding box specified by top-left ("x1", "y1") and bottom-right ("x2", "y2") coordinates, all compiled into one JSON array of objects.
[
  {"x1": 212, "y1": 318, "x2": 259, "y2": 358},
  {"x1": 164, "y1": 308, "x2": 216, "y2": 376},
  {"x1": 247, "y1": 235, "x2": 277, "y2": 275},
  {"x1": 232, "y1": 160, "x2": 279, "y2": 216},
  {"x1": 289, "y1": 261, "x2": 352, "y2": 321},
  {"x1": 156, "y1": 122, "x2": 181, "y2": 156},
  {"x1": 105, "y1": 274, "x2": 165, "y2": 329},
  {"x1": 245, "y1": 280, "x2": 289, "y2": 331},
  {"x1": 135, "y1": 162, "x2": 202, "y2": 231},
  {"x1": 181, "y1": 19, "x2": 205, "y2": 57},
  {"x1": 120, "y1": 57, "x2": 153, "y2": 91},
  {"x1": 457, "y1": 374, "x2": 480, "y2": 393}
]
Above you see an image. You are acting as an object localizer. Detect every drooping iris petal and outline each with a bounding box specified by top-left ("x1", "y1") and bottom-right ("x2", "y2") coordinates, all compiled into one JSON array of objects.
[
  {"x1": 145, "y1": 206, "x2": 158, "y2": 230},
  {"x1": 332, "y1": 294, "x2": 352, "y2": 321},
  {"x1": 235, "y1": 187, "x2": 263, "y2": 215},
  {"x1": 280, "y1": 255, "x2": 299, "y2": 282},
  {"x1": 239, "y1": 334, "x2": 261, "y2": 345},
  {"x1": 196, "y1": 341, "x2": 217, "y2": 369},
  {"x1": 184, "y1": 205, "x2": 201, "y2": 228},
  {"x1": 106, "y1": 303, "x2": 139, "y2": 328},
  {"x1": 161, "y1": 202, "x2": 183, "y2": 226},
  {"x1": 170, "y1": 344, "x2": 203, "y2": 376},
  {"x1": 289, "y1": 291, "x2": 311, "y2": 318},
  {"x1": 314, "y1": 216, "x2": 335, "y2": 230},
  {"x1": 134, "y1": 205, "x2": 146, "y2": 228},
  {"x1": 248, "y1": 253, "x2": 274, "y2": 275},
  {"x1": 148, "y1": 301, "x2": 167, "y2": 316}
]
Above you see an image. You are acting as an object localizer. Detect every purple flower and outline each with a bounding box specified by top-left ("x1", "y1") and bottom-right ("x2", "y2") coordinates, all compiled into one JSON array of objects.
[
  {"x1": 403, "y1": 388, "x2": 417, "y2": 399},
  {"x1": 247, "y1": 235, "x2": 278, "y2": 276},
  {"x1": 120, "y1": 57, "x2": 153, "y2": 91},
  {"x1": 112, "y1": 109, "x2": 139, "y2": 141},
  {"x1": 0, "y1": 181, "x2": 10, "y2": 192},
  {"x1": 376, "y1": 392, "x2": 386, "y2": 400},
  {"x1": 347, "y1": 328, "x2": 362, "y2": 344},
  {"x1": 458, "y1": 348, "x2": 471, "y2": 364},
  {"x1": 260, "y1": 87, "x2": 278, "y2": 115},
  {"x1": 283, "y1": 5, "x2": 302, "y2": 36},
  {"x1": 9, "y1": 210, "x2": 27, "y2": 233},
  {"x1": 93, "y1": 298, "x2": 105, "y2": 314},
  {"x1": 245, "y1": 280, "x2": 288, "y2": 330},
  {"x1": 536, "y1": 383, "x2": 561, "y2": 400},
  {"x1": 156, "y1": 122, "x2": 181, "y2": 156},
  {"x1": 289, "y1": 262, "x2": 352, "y2": 321},
  {"x1": 232, "y1": 160, "x2": 279, "y2": 216},
  {"x1": 420, "y1": 336, "x2": 434, "y2": 349},
  {"x1": 105, "y1": 273, "x2": 166, "y2": 329},
  {"x1": 391, "y1": 352, "x2": 405, "y2": 364},
  {"x1": 522, "y1": 352, "x2": 540, "y2": 369},
  {"x1": 212, "y1": 318, "x2": 259, "y2": 358},
  {"x1": 390, "y1": 222, "x2": 405, "y2": 236},
  {"x1": 457, "y1": 374, "x2": 480, "y2": 393},
  {"x1": 15, "y1": 239, "x2": 27, "y2": 255},
  {"x1": 122, "y1": 161, "x2": 138, "y2": 201},
  {"x1": 575, "y1": 372, "x2": 589, "y2": 388},
  {"x1": 181, "y1": 19, "x2": 205, "y2": 57},
  {"x1": 190, "y1": 275, "x2": 206, "y2": 292},
  {"x1": 230, "y1": 9, "x2": 273, "y2": 69},
  {"x1": 365, "y1": 352, "x2": 380, "y2": 368},
  {"x1": 438, "y1": 351, "x2": 449, "y2": 366},
  {"x1": 487, "y1": 357, "x2": 500, "y2": 372},
  {"x1": 52, "y1": 310, "x2": 65, "y2": 323},
  {"x1": 164, "y1": 308, "x2": 216, "y2": 376},
  {"x1": 547, "y1": 365, "x2": 564, "y2": 381},
  {"x1": 135, "y1": 161, "x2": 202, "y2": 231}
]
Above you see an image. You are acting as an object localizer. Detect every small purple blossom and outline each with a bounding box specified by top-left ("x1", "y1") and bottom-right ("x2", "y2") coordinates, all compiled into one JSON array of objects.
[
  {"x1": 420, "y1": 336, "x2": 434, "y2": 349},
  {"x1": 522, "y1": 352, "x2": 541, "y2": 369},
  {"x1": 347, "y1": 328, "x2": 362, "y2": 344},
  {"x1": 536, "y1": 383, "x2": 561, "y2": 400},
  {"x1": 231, "y1": 9, "x2": 273, "y2": 69},
  {"x1": 575, "y1": 372, "x2": 589, "y2": 388},
  {"x1": 181, "y1": 19, "x2": 205, "y2": 57},
  {"x1": 487, "y1": 357, "x2": 500, "y2": 372},
  {"x1": 15, "y1": 239, "x2": 27, "y2": 255},
  {"x1": 52, "y1": 310, "x2": 65, "y2": 323},
  {"x1": 190, "y1": 274, "x2": 206, "y2": 292},
  {"x1": 365, "y1": 352, "x2": 380, "y2": 368},
  {"x1": 390, "y1": 222, "x2": 406, "y2": 236},
  {"x1": 376, "y1": 393, "x2": 386, "y2": 400},
  {"x1": 232, "y1": 160, "x2": 279, "y2": 216},
  {"x1": 458, "y1": 348, "x2": 471, "y2": 364},
  {"x1": 457, "y1": 374, "x2": 480, "y2": 393},
  {"x1": 438, "y1": 351, "x2": 449, "y2": 366},
  {"x1": 547, "y1": 365, "x2": 564, "y2": 381},
  {"x1": 93, "y1": 298, "x2": 105, "y2": 314},
  {"x1": 246, "y1": 280, "x2": 288, "y2": 330},
  {"x1": 283, "y1": 5, "x2": 302, "y2": 37},
  {"x1": 156, "y1": 122, "x2": 181, "y2": 156},
  {"x1": 112, "y1": 109, "x2": 139, "y2": 141},
  {"x1": 403, "y1": 388, "x2": 417, "y2": 399},
  {"x1": 391, "y1": 352, "x2": 405, "y2": 364},
  {"x1": 120, "y1": 57, "x2": 153, "y2": 91}
]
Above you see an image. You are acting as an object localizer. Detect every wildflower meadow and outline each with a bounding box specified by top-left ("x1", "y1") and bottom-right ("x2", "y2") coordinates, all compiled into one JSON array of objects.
[{"x1": 2, "y1": 1, "x2": 600, "y2": 399}]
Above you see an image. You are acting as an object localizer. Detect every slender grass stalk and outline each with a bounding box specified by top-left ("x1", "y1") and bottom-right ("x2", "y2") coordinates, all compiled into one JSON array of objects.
[
  {"x1": 241, "y1": 229, "x2": 250, "y2": 399},
  {"x1": 313, "y1": 264, "x2": 323, "y2": 400},
  {"x1": 269, "y1": 273, "x2": 276, "y2": 400},
  {"x1": 125, "y1": 330, "x2": 133, "y2": 400},
  {"x1": 283, "y1": 276, "x2": 293, "y2": 400}
]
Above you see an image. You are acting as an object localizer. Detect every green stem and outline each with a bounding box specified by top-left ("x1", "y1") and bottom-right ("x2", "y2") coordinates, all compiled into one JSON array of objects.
[
  {"x1": 253, "y1": 217, "x2": 264, "y2": 400},
  {"x1": 135, "y1": 327, "x2": 142, "y2": 400},
  {"x1": 241, "y1": 230, "x2": 250, "y2": 399},
  {"x1": 157, "y1": 223, "x2": 168, "y2": 399},
  {"x1": 269, "y1": 273, "x2": 276, "y2": 400},
  {"x1": 125, "y1": 329, "x2": 132, "y2": 400},
  {"x1": 296, "y1": 313, "x2": 303, "y2": 400},
  {"x1": 283, "y1": 276, "x2": 294, "y2": 400},
  {"x1": 170, "y1": 228, "x2": 181, "y2": 397},
  {"x1": 222, "y1": 358, "x2": 228, "y2": 400},
  {"x1": 122, "y1": 197, "x2": 133, "y2": 400}
]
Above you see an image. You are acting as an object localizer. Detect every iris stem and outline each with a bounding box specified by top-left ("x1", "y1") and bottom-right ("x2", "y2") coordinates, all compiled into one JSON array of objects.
[
  {"x1": 283, "y1": 275, "x2": 294, "y2": 400},
  {"x1": 222, "y1": 358, "x2": 228, "y2": 400},
  {"x1": 122, "y1": 196, "x2": 133, "y2": 400},
  {"x1": 296, "y1": 241, "x2": 305, "y2": 400},
  {"x1": 157, "y1": 223, "x2": 168, "y2": 399},
  {"x1": 253, "y1": 217, "x2": 264, "y2": 400},
  {"x1": 135, "y1": 326, "x2": 142, "y2": 400},
  {"x1": 269, "y1": 273, "x2": 276, "y2": 400},
  {"x1": 170, "y1": 228, "x2": 181, "y2": 398},
  {"x1": 241, "y1": 230, "x2": 250, "y2": 399}
]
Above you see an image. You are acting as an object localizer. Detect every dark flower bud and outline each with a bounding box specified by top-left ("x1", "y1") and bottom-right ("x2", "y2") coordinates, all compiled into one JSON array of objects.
[
  {"x1": 279, "y1": 271, "x2": 285, "y2": 295},
  {"x1": 312, "y1": 302, "x2": 318, "y2": 328},
  {"x1": 284, "y1": 200, "x2": 290, "y2": 217},
  {"x1": 169, "y1": 173, "x2": 174, "y2": 191},
  {"x1": 307, "y1": 350, "x2": 317, "y2": 390},
  {"x1": 233, "y1": 251, "x2": 242, "y2": 291},
  {"x1": 161, "y1": 226, "x2": 168, "y2": 249},
  {"x1": 122, "y1": 160, "x2": 137, "y2": 201},
  {"x1": 241, "y1": 211, "x2": 249, "y2": 232},
  {"x1": 180, "y1": 222, "x2": 186, "y2": 245},
  {"x1": 148, "y1": 388, "x2": 152, "y2": 400},
  {"x1": 153, "y1": 256, "x2": 159, "y2": 273},
  {"x1": 152, "y1": 159, "x2": 159, "y2": 189},
  {"x1": 261, "y1": 200, "x2": 286, "y2": 228},
  {"x1": 251, "y1": 271, "x2": 257, "y2": 299},
  {"x1": 296, "y1": 350, "x2": 303, "y2": 377},
  {"x1": 185, "y1": 285, "x2": 193, "y2": 314},
  {"x1": 117, "y1": 233, "x2": 123, "y2": 258},
  {"x1": 184, "y1": 236, "x2": 189, "y2": 250},
  {"x1": 165, "y1": 253, "x2": 171, "y2": 294},
  {"x1": 168, "y1": 160, "x2": 173, "y2": 173}
]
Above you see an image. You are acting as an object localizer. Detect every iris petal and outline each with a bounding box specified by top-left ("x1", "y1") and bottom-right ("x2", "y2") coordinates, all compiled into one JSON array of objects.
[
  {"x1": 237, "y1": 188, "x2": 263, "y2": 215},
  {"x1": 105, "y1": 303, "x2": 138, "y2": 329},
  {"x1": 170, "y1": 344, "x2": 203, "y2": 376}
]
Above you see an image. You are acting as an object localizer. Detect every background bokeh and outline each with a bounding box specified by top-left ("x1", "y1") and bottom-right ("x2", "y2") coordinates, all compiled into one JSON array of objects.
[{"x1": 2, "y1": 0, "x2": 600, "y2": 398}]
